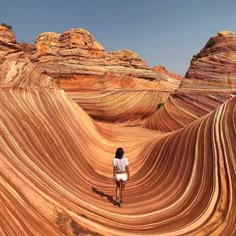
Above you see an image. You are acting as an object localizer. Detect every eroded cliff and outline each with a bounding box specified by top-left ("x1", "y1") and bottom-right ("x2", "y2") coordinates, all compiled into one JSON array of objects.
[{"x1": 0, "y1": 25, "x2": 236, "y2": 235}]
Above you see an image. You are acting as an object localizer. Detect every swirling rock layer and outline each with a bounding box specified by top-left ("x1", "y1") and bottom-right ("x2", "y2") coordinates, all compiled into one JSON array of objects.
[
  {"x1": 144, "y1": 31, "x2": 236, "y2": 131},
  {"x1": 32, "y1": 28, "x2": 178, "y2": 81},
  {"x1": 29, "y1": 28, "x2": 181, "y2": 121},
  {"x1": 143, "y1": 91, "x2": 231, "y2": 131},
  {"x1": 182, "y1": 31, "x2": 236, "y2": 90},
  {"x1": 0, "y1": 25, "x2": 236, "y2": 235},
  {"x1": 0, "y1": 88, "x2": 235, "y2": 235}
]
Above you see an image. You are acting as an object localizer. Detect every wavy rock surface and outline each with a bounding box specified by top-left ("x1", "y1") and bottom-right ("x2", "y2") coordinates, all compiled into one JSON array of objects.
[
  {"x1": 0, "y1": 26, "x2": 55, "y2": 88},
  {"x1": 143, "y1": 31, "x2": 236, "y2": 131},
  {"x1": 152, "y1": 65, "x2": 182, "y2": 81},
  {"x1": 29, "y1": 28, "x2": 180, "y2": 121},
  {"x1": 0, "y1": 87, "x2": 235, "y2": 235},
  {"x1": 1, "y1": 25, "x2": 236, "y2": 235},
  {"x1": 143, "y1": 91, "x2": 231, "y2": 131},
  {"x1": 69, "y1": 89, "x2": 171, "y2": 122},
  {"x1": 0, "y1": 25, "x2": 16, "y2": 44},
  {"x1": 181, "y1": 31, "x2": 236, "y2": 90}
]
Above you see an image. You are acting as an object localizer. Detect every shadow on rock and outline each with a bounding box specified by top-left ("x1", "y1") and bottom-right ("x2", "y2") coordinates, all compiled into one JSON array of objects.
[{"x1": 91, "y1": 187, "x2": 117, "y2": 206}]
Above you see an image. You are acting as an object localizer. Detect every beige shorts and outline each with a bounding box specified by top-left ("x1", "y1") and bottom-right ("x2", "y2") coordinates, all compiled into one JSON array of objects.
[{"x1": 115, "y1": 173, "x2": 127, "y2": 181}]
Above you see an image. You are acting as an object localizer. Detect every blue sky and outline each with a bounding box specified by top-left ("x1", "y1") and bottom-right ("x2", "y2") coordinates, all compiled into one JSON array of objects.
[{"x1": 1, "y1": 0, "x2": 236, "y2": 75}]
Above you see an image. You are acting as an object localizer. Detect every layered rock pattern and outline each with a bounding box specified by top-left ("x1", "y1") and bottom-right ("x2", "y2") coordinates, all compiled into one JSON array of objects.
[
  {"x1": 144, "y1": 31, "x2": 236, "y2": 131},
  {"x1": 152, "y1": 65, "x2": 182, "y2": 81},
  {"x1": 0, "y1": 24, "x2": 16, "y2": 44},
  {"x1": 143, "y1": 91, "x2": 231, "y2": 131},
  {"x1": 69, "y1": 89, "x2": 171, "y2": 122},
  {"x1": 32, "y1": 28, "x2": 179, "y2": 84},
  {"x1": 0, "y1": 88, "x2": 235, "y2": 235},
  {"x1": 181, "y1": 31, "x2": 236, "y2": 90},
  {"x1": 29, "y1": 28, "x2": 181, "y2": 121},
  {"x1": 0, "y1": 26, "x2": 55, "y2": 88},
  {"x1": 0, "y1": 24, "x2": 236, "y2": 235}
]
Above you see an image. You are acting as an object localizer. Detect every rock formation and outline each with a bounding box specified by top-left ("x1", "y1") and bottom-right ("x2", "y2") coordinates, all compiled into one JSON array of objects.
[
  {"x1": 181, "y1": 31, "x2": 236, "y2": 91},
  {"x1": 31, "y1": 28, "x2": 179, "y2": 84},
  {"x1": 143, "y1": 31, "x2": 236, "y2": 131},
  {"x1": 152, "y1": 65, "x2": 182, "y2": 81},
  {"x1": 0, "y1": 26, "x2": 55, "y2": 88},
  {"x1": 0, "y1": 24, "x2": 16, "y2": 43},
  {"x1": 0, "y1": 24, "x2": 236, "y2": 235},
  {"x1": 0, "y1": 87, "x2": 235, "y2": 235},
  {"x1": 28, "y1": 28, "x2": 181, "y2": 121}
]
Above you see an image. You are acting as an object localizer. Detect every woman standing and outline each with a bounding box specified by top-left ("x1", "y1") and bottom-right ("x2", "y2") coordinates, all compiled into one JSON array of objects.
[{"x1": 112, "y1": 147, "x2": 130, "y2": 207}]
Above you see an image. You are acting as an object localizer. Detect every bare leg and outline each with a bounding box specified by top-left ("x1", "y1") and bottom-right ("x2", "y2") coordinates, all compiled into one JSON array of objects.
[
  {"x1": 116, "y1": 180, "x2": 120, "y2": 200},
  {"x1": 120, "y1": 181, "x2": 126, "y2": 202}
]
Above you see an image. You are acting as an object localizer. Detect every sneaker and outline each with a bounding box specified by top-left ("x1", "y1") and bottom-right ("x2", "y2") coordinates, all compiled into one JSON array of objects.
[
  {"x1": 119, "y1": 201, "x2": 123, "y2": 208},
  {"x1": 116, "y1": 197, "x2": 120, "y2": 203}
]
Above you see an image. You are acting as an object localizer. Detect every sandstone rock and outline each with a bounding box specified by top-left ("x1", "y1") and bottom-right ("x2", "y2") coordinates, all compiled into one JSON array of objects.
[
  {"x1": 152, "y1": 65, "x2": 182, "y2": 80},
  {"x1": 0, "y1": 25, "x2": 180, "y2": 122},
  {"x1": 181, "y1": 30, "x2": 236, "y2": 91},
  {"x1": 0, "y1": 25, "x2": 22, "y2": 61},
  {"x1": 18, "y1": 42, "x2": 35, "y2": 54},
  {"x1": 0, "y1": 24, "x2": 16, "y2": 44},
  {"x1": 143, "y1": 31, "x2": 236, "y2": 131},
  {"x1": 32, "y1": 28, "x2": 180, "y2": 86},
  {"x1": 33, "y1": 32, "x2": 60, "y2": 57},
  {"x1": 0, "y1": 27, "x2": 56, "y2": 88},
  {"x1": 30, "y1": 28, "x2": 181, "y2": 121},
  {"x1": 58, "y1": 28, "x2": 104, "y2": 51},
  {"x1": 0, "y1": 58, "x2": 56, "y2": 88},
  {"x1": 0, "y1": 86, "x2": 235, "y2": 235},
  {"x1": 0, "y1": 25, "x2": 236, "y2": 236}
]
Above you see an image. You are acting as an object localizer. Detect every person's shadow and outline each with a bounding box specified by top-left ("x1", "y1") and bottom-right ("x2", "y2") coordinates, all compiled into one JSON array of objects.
[{"x1": 91, "y1": 187, "x2": 118, "y2": 206}]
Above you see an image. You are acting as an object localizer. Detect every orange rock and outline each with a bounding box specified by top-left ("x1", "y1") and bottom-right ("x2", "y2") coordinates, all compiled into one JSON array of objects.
[
  {"x1": 152, "y1": 65, "x2": 182, "y2": 80},
  {"x1": 0, "y1": 24, "x2": 16, "y2": 43},
  {"x1": 0, "y1": 26, "x2": 236, "y2": 236},
  {"x1": 144, "y1": 31, "x2": 236, "y2": 131},
  {"x1": 182, "y1": 31, "x2": 236, "y2": 90},
  {"x1": 0, "y1": 87, "x2": 235, "y2": 235},
  {"x1": 32, "y1": 28, "x2": 179, "y2": 86},
  {"x1": 30, "y1": 28, "x2": 181, "y2": 121}
]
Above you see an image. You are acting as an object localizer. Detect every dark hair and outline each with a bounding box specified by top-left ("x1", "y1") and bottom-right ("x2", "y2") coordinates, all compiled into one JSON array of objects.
[{"x1": 115, "y1": 147, "x2": 124, "y2": 159}]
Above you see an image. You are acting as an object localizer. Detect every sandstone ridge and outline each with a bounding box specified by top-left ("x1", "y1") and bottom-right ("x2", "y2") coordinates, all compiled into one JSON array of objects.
[
  {"x1": 0, "y1": 24, "x2": 236, "y2": 236},
  {"x1": 31, "y1": 28, "x2": 181, "y2": 87},
  {"x1": 181, "y1": 30, "x2": 236, "y2": 90},
  {"x1": 143, "y1": 30, "x2": 236, "y2": 131}
]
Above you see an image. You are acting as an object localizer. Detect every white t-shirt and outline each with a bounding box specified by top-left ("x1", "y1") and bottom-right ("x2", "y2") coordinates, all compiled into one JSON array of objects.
[{"x1": 113, "y1": 157, "x2": 129, "y2": 172}]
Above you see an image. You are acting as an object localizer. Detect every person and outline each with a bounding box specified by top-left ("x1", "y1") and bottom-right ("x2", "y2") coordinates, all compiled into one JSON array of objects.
[{"x1": 112, "y1": 147, "x2": 129, "y2": 207}]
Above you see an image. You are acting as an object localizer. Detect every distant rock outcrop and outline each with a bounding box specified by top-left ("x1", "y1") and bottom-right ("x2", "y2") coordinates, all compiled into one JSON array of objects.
[
  {"x1": 0, "y1": 25, "x2": 236, "y2": 236},
  {"x1": 0, "y1": 25, "x2": 56, "y2": 88},
  {"x1": 181, "y1": 31, "x2": 236, "y2": 90},
  {"x1": 0, "y1": 24, "x2": 16, "y2": 43},
  {"x1": 0, "y1": 26, "x2": 181, "y2": 122},
  {"x1": 29, "y1": 28, "x2": 181, "y2": 121},
  {"x1": 31, "y1": 28, "x2": 180, "y2": 90},
  {"x1": 152, "y1": 65, "x2": 182, "y2": 80},
  {"x1": 143, "y1": 31, "x2": 236, "y2": 131}
]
